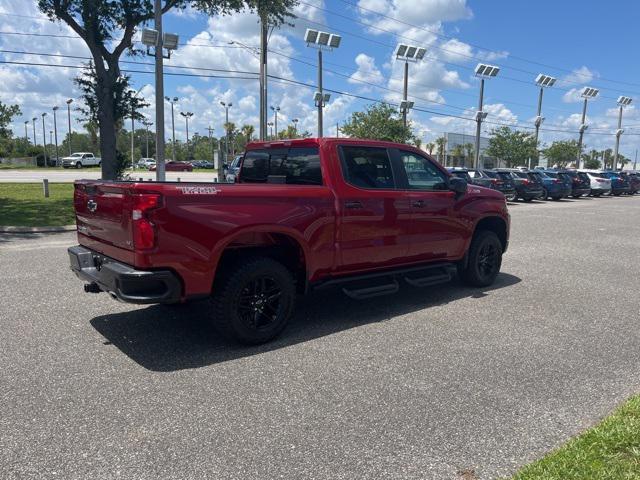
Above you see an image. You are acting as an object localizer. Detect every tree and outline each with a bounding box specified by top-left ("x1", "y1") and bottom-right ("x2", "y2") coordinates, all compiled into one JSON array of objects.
[
  {"x1": 434, "y1": 136, "x2": 447, "y2": 162},
  {"x1": 240, "y1": 124, "x2": 255, "y2": 142},
  {"x1": 340, "y1": 103, "x2": 415, "y2": 144},
  {"x1": 485, "y1": 126, "x2": 537, "y2": 168},
  {"x1": 425, "y1": 142, "x2": 435, "y2": 155},
  {"x1": 463, "y1": 142, "x2": 474, "y2": 166},
  {"x1": 451, "y1": 144, "x2": 465, "y2": 166},
  {"x1": 541, "y1": 140, "x2": 580, "y2": 168},
  {"x1": 38, "y1": 0, "x2": 297, "y2": 179},
  {"x1": 0, "y1": 101, "x2": 21, "y2": 139}
]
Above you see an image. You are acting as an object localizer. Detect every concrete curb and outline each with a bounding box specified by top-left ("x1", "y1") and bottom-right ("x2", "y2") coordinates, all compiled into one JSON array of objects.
[{"x1": 0, "y1": 225, "x2": 76, "y2": 233}]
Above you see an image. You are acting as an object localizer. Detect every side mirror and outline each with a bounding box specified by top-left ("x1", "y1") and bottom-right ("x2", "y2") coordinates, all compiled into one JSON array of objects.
[{"x1": 449, "y1": 177, "x2": 467, "y2": 195}]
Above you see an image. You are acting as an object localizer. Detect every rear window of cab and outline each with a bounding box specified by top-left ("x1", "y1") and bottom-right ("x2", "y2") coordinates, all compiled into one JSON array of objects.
[{"x1": 239, "y1": 147, "x2": 322, "y2": 185}]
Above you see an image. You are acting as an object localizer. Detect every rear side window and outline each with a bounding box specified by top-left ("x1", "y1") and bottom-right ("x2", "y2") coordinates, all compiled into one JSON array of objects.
[
  {"x1": 340, "y1": 146, "x2": 395, "y2": 189},
  {"x1": 496, "y1": 172, "x2": 514, "y2": 181},
  {"x1": 512, "y1": 171, "x2": 528, "y2": 179},
  {"x1": 483, "y1": 170, "x2": 498, "y2": 178},
  {"x1": 240, "y1": 147, "x2": 322, "y2": 185}
]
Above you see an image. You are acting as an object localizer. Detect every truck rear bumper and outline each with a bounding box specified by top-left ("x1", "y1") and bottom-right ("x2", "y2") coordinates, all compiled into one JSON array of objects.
[{"x1": 68, "y1": 245, "x2": 182, "y2": 304}]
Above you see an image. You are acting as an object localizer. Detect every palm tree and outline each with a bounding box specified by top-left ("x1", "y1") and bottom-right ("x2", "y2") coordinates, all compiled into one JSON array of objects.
[
  {"x1": 240, "y1": 124, "x2": 255, "y2": 143},
  {"x1": 425, "y1": 142, "x2": 435, "y2": 155},
  {"x1": 435, "y1": 136, "x2": 447, "y2": 165},
  {"x1": 463, "y1": 143, "x2": 474, "y2": 168},
  {"x1": 451, "y1": 144, "x2": 465, "y2": 167}
]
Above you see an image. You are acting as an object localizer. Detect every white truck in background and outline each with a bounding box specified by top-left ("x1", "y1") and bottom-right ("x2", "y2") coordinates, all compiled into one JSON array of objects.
[{"x1": 62, "y1": 152, "x2": 101, "y2": 168}]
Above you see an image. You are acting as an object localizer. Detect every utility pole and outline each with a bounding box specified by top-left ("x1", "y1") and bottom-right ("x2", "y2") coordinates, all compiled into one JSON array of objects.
[
  {"x1": 24, "y1": 121, "x2": 28, "y2": 144},
  {"x1": 52, "y1": 106, "x2": 59, "y2": 166},
  {"x1": 66, "y1": 99, "x2": 73, "y2": 155},
  {"x1": 259, "y1": 14, "x2": 268, "y2": 141},
  {"x1": 32, "y1": 117, "x2": 37, "y2": 147},
  {"x1": 143, "y1": 120, "x2": 152, "y2": 158},
  {"x1": 165, "y1": 97, "x2": 178, "y2": 161},
  {"x1": 207, "y1": 125, "x2": 215, "y2": 162},
  {"x1": 292, "y1": 118, "x2": 299, "y2": 137},
  {"x1": 153, "y1": 0, "x2": 166, "y2": 181},
  {"x1": 336, "y1": 122, "x2": 339, "y2": 138},
  {"x1": 131, "y1": 103, "x2": 135, "y2": 166}
]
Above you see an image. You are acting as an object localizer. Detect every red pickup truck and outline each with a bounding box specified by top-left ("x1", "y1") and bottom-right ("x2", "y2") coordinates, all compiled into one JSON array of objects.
[{"x1": 69, "y1": 138, "x2": 509, "y2": 344}]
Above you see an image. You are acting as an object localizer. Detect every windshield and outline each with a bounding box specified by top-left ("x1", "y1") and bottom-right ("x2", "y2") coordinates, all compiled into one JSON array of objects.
[{"x1": 69, "y1": 153, "x2": 83, "y2": 158}]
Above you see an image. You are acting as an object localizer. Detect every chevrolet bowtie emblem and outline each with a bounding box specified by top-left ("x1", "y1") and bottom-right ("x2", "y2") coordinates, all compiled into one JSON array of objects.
[{"x1": 87, "y1": 200, "x2": 98, "y2": 213}]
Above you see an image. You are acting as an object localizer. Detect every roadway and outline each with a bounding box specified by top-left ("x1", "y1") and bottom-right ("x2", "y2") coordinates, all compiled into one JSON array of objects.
[{"x1": 1, "y1": 196, "x2": 639, "y2": 479}]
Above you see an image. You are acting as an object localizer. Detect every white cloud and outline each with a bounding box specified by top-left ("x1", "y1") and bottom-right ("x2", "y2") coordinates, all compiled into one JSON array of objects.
[
  {"x1": 559, "y1": 66, "x2": 596, "y2": 87},
  {"x1": 348, "y1": 53, "x2": 384, "y2": 90}
]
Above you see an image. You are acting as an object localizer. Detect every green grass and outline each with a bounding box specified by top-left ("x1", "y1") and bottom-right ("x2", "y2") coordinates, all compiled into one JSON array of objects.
[
  {"x1": 511, "y1": 395, "x2": 640, "y2": 480},
  {"x1": 0, "y1": 183, "x2": 75, "y2": 226}
]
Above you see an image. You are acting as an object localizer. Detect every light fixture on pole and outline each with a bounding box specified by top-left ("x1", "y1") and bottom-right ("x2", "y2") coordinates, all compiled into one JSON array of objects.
[
  {"x1": 270, "y1": 105, "x2": 280, "y2": 139},
  {"x1": 473, "y1": 63, "x2": 500, "y2": 169},
  {"x1": 220, "y1": 101, "x2": 232, "y2": 160},
  {"x1": 141, "y1": 6, "x2": 180, "y2": 181},
  {"x1": 164, "y1": 96, "x2": 178, "y2": 161},
  {"x1": 305, "y1": 28, "x2": 341, "y2": 138},
  {"x1": 292, "y1": 118, "x2": 299, "y2": 137},
  {"x1": 267, "y1": 122, "x2": 274, "y2": 140},
  {"x1": 52, "y1": 106, "x2": 59, "y2": 167},
  {"x1": 531, "y1": 74, "x2": 556, "y2": 168},
  {"x1": 24, "y1": 121, "x2": 28, "y2": 143},
  {"x1": 65, "y1": 99, "x2": 73, "y2": 155},
  {"x1": 399, "y1": 100, "x2": 415, "y2": 125},
  {"x1": 180, "y1": 111, "x2": 194, "y2": 160},
  {"x1": 576, "y1": 86, "x2": 599, "y2": 169},
  {"x1": 613, "y1": 96, "x2": 632, "y2": 170},
  {"x1": 41, "y1": 113, "x2": 47, "y2": 165},
  {"x1": 395, "y1": 44, "x2": 426, "y2": 127}
]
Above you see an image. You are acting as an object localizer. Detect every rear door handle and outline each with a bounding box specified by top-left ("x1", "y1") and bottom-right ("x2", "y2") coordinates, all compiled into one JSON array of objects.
[
  {"x1": 412, "y1": 200, "x2": 425, "y2": 208},
  {"x1": 345, "y1": 201, "x2": 363, "y2": 209}
]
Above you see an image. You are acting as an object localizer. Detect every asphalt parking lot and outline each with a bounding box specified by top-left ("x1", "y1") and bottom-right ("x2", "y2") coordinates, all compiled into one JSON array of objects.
[{"x1": 1, "y1": 196, "x2": 640, "y2": 480}]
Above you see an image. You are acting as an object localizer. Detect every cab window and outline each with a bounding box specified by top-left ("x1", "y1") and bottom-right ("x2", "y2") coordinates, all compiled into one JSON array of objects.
[
  {"x1": 340, "y1": 146, "x2": 395, "y2": 189},
  {"x1": 399, "y1": 151, "x2": 448, "y2": 191}
]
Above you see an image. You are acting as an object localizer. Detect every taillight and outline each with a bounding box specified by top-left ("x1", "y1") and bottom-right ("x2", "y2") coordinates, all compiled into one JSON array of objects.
[
  {"x1": 552, "y1": 179, "x2": 562, "y2": 184},
  {"x1": 131, "y1": 193, "x2": 161, "y2": 250},
  {"x1": 596, "y1": 178, "x2": 605, "y2": 183},
  {"x1": 521, "y1": 179, "x2": 530, "y2": 185},
  {"x1": 491, "y1": 179, "x2": 503, "y2": 185}
]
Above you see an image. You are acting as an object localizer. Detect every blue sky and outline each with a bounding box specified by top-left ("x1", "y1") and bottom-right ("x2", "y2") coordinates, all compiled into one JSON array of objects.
[{"x1": 2, "y1": 0, "x2": 640, "y2": 159}]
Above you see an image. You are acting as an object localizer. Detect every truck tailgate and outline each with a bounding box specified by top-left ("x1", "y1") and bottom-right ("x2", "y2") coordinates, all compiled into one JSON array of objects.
[{"x1": 74, "y1": 182, "x2": 134, "y2": 251}]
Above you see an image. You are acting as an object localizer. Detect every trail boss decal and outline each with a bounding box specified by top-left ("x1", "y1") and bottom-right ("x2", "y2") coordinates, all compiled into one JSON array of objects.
[{"x1": 178, "y1": 186, "x2": 220, "y2": 195}]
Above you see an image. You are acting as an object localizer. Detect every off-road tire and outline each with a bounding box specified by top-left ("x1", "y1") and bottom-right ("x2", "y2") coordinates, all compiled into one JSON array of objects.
[{"x1": 458, "y1": 230, "x2": 502, "y2": 287}]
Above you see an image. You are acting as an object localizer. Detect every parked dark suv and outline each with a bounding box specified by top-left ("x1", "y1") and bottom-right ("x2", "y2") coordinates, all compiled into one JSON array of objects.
[
  {"x1": 468, "y1": 169, "x2": 517, "y2": 200},
  {"x1": 563, "y1": 170, "x2": 591, "y2": 198},
  {"x1": 535, "y1": 170, "x2": 573, "y2": 200},
  {"x1": 508, "y1": 169, "x2": 544, "y2": 201},
  {"x1": 600, "y1": 171, "x2": 630, "y2": 195},
  {"x1": 619, "y1": 171, "x2": 639, "y2": 194}
]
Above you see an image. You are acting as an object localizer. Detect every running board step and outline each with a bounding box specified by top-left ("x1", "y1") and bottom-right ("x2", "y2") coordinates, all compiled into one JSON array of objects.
[
  {"x1": 403, "y1": 265, "x2": 457, "y2": 288},
  {"x1": 342, "y1": 279, "x2": 399, "y2": 300}
]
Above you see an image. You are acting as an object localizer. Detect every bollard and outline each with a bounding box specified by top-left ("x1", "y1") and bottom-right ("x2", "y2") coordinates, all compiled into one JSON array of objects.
[{"x1": 42, "y1": 179, "x2": 49, "y2": 198}]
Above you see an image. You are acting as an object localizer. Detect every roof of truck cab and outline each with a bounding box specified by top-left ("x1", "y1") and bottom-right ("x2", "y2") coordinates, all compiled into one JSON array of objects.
[{"x1": 244, "y1": 137, "x2": 431, "y2": 151}]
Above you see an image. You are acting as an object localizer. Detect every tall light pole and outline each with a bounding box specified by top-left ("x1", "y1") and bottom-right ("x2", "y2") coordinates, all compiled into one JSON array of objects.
[
  {"x1": 305, "y1": 29, "x2": 342, "y2": 138},
  {"x1": 267, "y1": 122, "x2": 274, "y2": 140},
  {"x1": 24, "y1": 121, "x2": 28, "y2": 144},
  {"x1": 532, "y1": 74, "x2": 557, "y2": 168},
  {"x1": 142, "y1": 120, "x2": 152, "y2": 158},
  {"x1": 292, "y1": 118, "x2": 299, "y2": 137},
  {"x1": 141, "y1": 12, "x2": 179, "y2": 181},
  {"x1": 41, "y1": 113, "x2": 47, "y2": 165},
  {"x1": 270, "y1": 105, "x2": 280, "y2": 139},
  {"x1": 66, "y1": 99, "x2": 73, "y2": 155},
  {"x1": 220, "y1": 101, "x2": 232, "y2": 160},
  {"x1": 613, "y1": 96, "x2": 633, "y2": 170},
  {"x1": 576, "y1": 87, "x2": 599, "y2": 169},
  {"x1": 395, "y1": 44, "x2": 426, "y2": 127},
  {"x1": 207, "y1": 125, "x2": 215, "y2": 163},
  {"x1": 165, "y1": 96, "x2": 178, "y2": 161},
  {"x1": 473, "y1": 63, "x2": 500, "y2": 169},
  {"x1": 180, "y1": 111, "x2": 193, "y2": 160},
  {"x1": 32, "y1": 117, "x2": 37, "y2": 147},
  {"x1": 52, "y1": 106, "x2": 60, "y2": 166}
]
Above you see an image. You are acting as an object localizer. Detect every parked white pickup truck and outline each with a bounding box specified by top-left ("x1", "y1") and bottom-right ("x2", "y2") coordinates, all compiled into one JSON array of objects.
[{"x1": 61, "y1": 152, "x2": 101, "y2": 168}]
